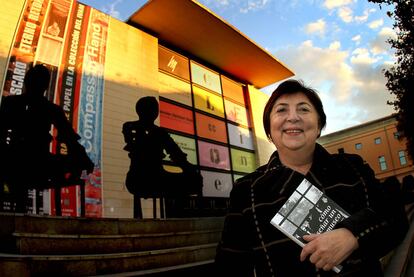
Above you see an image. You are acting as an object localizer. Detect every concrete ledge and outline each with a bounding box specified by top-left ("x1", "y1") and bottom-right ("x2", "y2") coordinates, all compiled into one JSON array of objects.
[
  {"x1": 384, "y1": 205, "x2": 414, "y2": 277},
  {"x1": 97, "y1": 259, "x2": 214, "y2": 276},
  {"x1": 0, "y1": 243, "x2": 218, "y2": 276},
  {"x1": 12, "y1": 229, "x2": 221, "y2": 254},
  {"x1": 0, "y1": 213, "x2": 225, "y2": 235}
]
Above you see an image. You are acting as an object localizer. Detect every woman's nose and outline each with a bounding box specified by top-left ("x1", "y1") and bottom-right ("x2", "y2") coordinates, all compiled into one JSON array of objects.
[{"x1": 286, "y1": 109, "x2": 300, "y2": 122}]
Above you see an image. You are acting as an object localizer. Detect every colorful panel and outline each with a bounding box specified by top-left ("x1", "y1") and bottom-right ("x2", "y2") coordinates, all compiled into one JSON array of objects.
[
  {"x1": 201, "y1": 170, "x2": 233, "y2": 198},
  {"x1": 224, "y1": 99, "x2": 250, "y2": 127},
  {"x1": 193, "y1": 85, "x2": 224, "y2": 118},
  {"x1": 163, "y1": 133, "x2": 197, "y2": 165},
  {"x1": 221, "y1": 76, "x2": 245, "y2": 105},
  {"x1": 190, "y1": 61, "x2": 222, "y2": 94},
  {"x1": 198, "y1": 140, "x2": 231, "y2": 170},
  {"x1": 227, "y1": 123, "x2": 254, "y2": 150},
  {"x1": 159, "y1": 101, "x2": 194, "y2": 135},
  {"x1": 231, "y1": 148, "x2": 256, "y2": 173},
  {"x1": 233, "y1": 174, "x2": 246, "y2": 183},
  {"x1": 195, "y1": 113, "x2": 227, "y2": 143},
  {"x1": 159, "y1": 71, "x2": 192, "y2": 106},
  {"x1": 158, "y1": 46, "x2": 190, "y2": 80}
]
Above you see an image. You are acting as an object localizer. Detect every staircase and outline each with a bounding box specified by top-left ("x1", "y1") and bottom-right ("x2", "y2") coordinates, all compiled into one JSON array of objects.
[{"x1": 0, "y1": 213, "x2": 224, "y2": 276}]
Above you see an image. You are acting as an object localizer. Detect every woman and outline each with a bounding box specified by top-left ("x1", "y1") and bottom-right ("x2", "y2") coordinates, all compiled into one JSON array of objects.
[{"x1": 215, "y1": 79, "x2": 408, "y2": 276}]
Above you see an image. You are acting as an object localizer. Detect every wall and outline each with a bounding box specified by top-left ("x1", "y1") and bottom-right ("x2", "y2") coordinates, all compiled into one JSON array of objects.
[
  {"x1": 102, "y1": 17, "x2": 159, "y2": 218},
  {"x1": 0, "y1": 0, "x2": 278, "y2": 218},
  {"x1": 247, "y1": 85, "x2": 275, "y2": 166}
]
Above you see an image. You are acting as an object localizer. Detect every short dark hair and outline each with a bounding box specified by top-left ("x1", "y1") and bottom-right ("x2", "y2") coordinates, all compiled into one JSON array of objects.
[
  {"x1": 135, "y1": 96, "x2": 159, "y2": 121},
  {"x1": 263, "y1": 79, "x2": 326, "y2": 139},
  {"x1": 24, "y1": 64, "x2": 50, "y2": 96}
]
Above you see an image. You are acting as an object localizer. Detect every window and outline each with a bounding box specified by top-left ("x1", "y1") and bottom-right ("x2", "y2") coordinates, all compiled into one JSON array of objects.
[
  {"x1": 338, "y1": 148, "x2": 344, "y2": 154},
  {"x1": 378, "y1": 156, "x2": 387, "y2": 171},
  {"x1": 355, "y1": 143, "x2": 362, "y2": 150},
  {"x1": 399, "y1": 150, "x2": 407, "y2": 166},
  {"x1": 394, "y1": 132, "x2": 400, "y2": 139},
  {"x1": 374, "y1": 137, "x2": 382, "y2": 144}
]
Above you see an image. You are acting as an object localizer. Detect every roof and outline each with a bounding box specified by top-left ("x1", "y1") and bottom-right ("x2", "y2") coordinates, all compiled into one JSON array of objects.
[
  {"x1": 127, "y1": 0, "x2": 294, "y2": 88},
  {"x1": 318, "y1": 114, "x2": 397, "y2": 145}
]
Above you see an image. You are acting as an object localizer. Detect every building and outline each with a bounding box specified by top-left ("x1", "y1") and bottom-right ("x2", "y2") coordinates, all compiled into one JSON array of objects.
[
  {"x1": 318, "y1": 115, "x2": 413, "y2": 181},
  {"x1": 0, "y1": 0, "x2": 292, "y2": 218}
]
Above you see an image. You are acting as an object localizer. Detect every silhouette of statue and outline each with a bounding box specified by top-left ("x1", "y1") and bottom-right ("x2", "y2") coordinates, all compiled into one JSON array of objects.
[
  {"x1": 123, "y1": 96, "x2": 203, "y2": 219},
  {"x1": 0, "y1": 64, "x2": 93, "y2": 214}
]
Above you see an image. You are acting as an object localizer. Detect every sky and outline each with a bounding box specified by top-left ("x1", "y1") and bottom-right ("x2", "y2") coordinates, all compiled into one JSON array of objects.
[{"x1": 80, "y1": 0, "x2": 397, "y2": 135}]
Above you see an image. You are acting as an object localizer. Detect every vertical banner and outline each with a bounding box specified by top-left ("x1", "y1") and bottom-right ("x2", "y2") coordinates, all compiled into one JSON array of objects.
[
  {"x1": 77, "y1": 8, "x2": 109, "y2": 217},
  {"x1": 52, "y1": 1, "x2": 87, "y2": 217},
  {"x1": 1, "y1": 0, "x2": 108, "y2": 217},
  {"x1": 2, "y1": 0, "x2": 49, "y2": 97}
]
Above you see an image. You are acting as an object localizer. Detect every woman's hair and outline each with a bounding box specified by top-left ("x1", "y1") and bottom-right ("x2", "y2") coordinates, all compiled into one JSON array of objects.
[
  {"x1": 24, "y1": 64, "x2": 51, "y2": 96},
  {"x1": 263, "y1": 79, "x2": 326, "y2": 139}
]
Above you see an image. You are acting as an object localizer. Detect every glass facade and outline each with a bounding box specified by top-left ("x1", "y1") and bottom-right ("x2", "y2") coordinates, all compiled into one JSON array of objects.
[{"x1": 158, "y1": 46, "x2": 256, "y2": 199}]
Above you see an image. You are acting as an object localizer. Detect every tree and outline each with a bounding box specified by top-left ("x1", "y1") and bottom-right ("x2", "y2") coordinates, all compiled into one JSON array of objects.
[{"x1": 368, "y1": 0, "x2": 414, "y2": 159}]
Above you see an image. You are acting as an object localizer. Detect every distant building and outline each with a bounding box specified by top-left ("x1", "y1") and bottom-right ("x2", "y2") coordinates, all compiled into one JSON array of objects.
[{"x1": 318, "y1": 115, "x2": 413, "y2": 181}]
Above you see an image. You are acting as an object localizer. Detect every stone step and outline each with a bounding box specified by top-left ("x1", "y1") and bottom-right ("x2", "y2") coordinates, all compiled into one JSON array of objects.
[
  {"x1": 0, "y1": 243, "x2": 217, "y2": 276},
  {"x1": 0, "y1": 212, "x2": 224, "y2": 236},
  {"x1": 11, "y1": 229, "x2": 221, "y2": 255}
]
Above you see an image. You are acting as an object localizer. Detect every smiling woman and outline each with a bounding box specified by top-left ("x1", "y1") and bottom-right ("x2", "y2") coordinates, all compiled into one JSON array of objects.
[{"x1": 215, "y1": 79, "x2": 408, "y2": 277}]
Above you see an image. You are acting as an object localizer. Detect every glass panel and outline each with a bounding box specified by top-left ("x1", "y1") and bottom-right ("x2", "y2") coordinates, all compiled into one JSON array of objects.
[
  {"x1": 190, "y1": 61, "x2": 222, "y2": 94},
  {"x1": 195, "y1": 113, "x2": 227, "y2": 143},
  {"x1": 158, "y1": 46, "x2": 190, "y2": 80},
  {"x1": 201, "y1": 170, "x2": 233, "y2": 197},
  {"x1": 163, "y1": 134, "x2": 197, "y2": 165},
  {"x1": 193, "y1": 85, "x2": 225, "y2": 118},
  {"x1": 198, "y1": 140, "x2": 231, "y2": 170},
  {"x1": 159, "y1": 101, "x2": 194, "y2": 135},
  {"x1": 230, "y1": 148, "x2": 256, "y2": 173},
  {"x1": 159, "y1": 72, "x2": 192, "y2": 106},
  {"x1": 221, "y1": 76, "x2": 245, "y2": 105},
  {"x1": 227, "y1": 123, "x2": 254, "y2": 150},
  {"x1": 224, "y1": 99, "x2": 250, "y2": 127}
]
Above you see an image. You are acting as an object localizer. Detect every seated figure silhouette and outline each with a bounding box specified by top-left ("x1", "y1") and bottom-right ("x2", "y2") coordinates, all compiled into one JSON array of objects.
[
  {"x1": 0, "y1": 64, "x2": 93, "y2": 214},
  {"x1": 123, "y1": 96, "x2": 202, "y2": 218}
]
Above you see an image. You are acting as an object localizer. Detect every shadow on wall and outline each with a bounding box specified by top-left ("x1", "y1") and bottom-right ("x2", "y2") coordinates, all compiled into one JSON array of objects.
[{"x1": 0, "y1": 55, "x2": 277, "y2": 218}]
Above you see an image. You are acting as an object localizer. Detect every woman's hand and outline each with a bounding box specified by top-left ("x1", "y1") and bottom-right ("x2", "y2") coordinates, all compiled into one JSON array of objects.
[{"x1": 299, "y1": 228, "x2": 358, "y2": 271}]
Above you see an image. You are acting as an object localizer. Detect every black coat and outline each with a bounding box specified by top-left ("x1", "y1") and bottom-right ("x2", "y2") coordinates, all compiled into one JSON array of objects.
[{"x1": 215, "y1": 144, "x2": 408, "y2": 276}]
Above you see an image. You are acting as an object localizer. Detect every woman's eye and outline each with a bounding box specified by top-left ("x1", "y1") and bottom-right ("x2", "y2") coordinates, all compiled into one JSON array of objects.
[
  {"x1": 298, "y1": 107, "x2": 310, "y2": 112},
  {"x1": 275, "y1": 107, "x2": 286, "y2": 113}
]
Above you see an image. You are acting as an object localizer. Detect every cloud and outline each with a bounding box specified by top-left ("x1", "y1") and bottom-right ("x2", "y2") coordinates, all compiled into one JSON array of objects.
[
  {"x1": 101, "y1": 0, "x2": 122, "y2": 19},
  {"x1": 240, "y1": 0, "x2": 271, "y2": 13},
  {"x1": 354, "y1": 8, "x2": 376, "y2": 23},
  {"x1": 368, "y1": 18, "x2": 384, "y2": 29},
  {"x1": 323, "y1": 0, "x2": 354, "y2": 10},
  {"x1": 200, "y1": 0, "x2": 271, "y2": 13},
  {"x1": 305, "y1": 19, "x2": 326, "y2": 36},
  {"x1": 351, "y1": 48, "x2": 379, "y2": 65},
  {"x1": 329, "y1": 41, "x2": 341, "y2": 50},
  {"x1": 338, "y1": 6, "x2": 353, "y2": 23},
  {"x1": 271, "y1": 40, "x2": 394, "y2": 134},
  {"x1": 370, "y1": 27, "x2": 396, "y2": 55},
  {"x1": 352, "y1": 34, "x2": 361, "y2": 44}
]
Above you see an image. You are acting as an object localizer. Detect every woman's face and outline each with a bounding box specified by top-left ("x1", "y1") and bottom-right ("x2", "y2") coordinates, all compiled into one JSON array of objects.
[{"x1": 269, "y1": 92, "x2": 321, "y2": 153}]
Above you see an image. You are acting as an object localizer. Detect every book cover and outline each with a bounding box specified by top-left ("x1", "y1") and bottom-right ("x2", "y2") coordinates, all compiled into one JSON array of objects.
[{"x1": 270, "y1": 178, "x2": 349, "y2": 273}]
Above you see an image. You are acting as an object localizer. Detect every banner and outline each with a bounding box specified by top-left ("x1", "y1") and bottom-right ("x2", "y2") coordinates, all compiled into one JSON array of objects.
[
  {"x1": 2, "y1": 0, "x2": 49, "y2": 97},
  {"x1": 1, "y1": 0, "x2": 108, "y2": 217},
  {"x1": 78, "y1": 7, "x2": 109, "y2": 217}
]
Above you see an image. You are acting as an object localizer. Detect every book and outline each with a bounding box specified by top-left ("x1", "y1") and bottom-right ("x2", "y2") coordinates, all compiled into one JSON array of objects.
[{"x1": 270, "y1": 178, "x2": 349, "y2": 273}]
